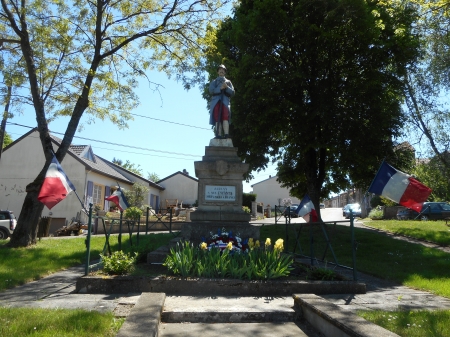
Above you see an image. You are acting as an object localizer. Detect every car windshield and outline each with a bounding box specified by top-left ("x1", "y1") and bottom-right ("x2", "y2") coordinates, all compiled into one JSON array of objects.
[
  {"x1": 348, "y1": 204, "x2": 360, "y2": 210},
  {"x1": 441, "y1": 203, "x2": 450, "y2": 211}
]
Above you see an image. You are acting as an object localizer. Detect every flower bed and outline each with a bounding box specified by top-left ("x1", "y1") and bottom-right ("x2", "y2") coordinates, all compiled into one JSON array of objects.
[{"x1": 164, "y1": 227, "x2": 292, "y2": 280}]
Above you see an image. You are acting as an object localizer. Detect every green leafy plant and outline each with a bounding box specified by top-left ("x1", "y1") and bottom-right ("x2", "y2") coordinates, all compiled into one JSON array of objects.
[
  {"x1": 306, "y1": 266, "x2": 338, "y2": 281},
  {"x1": 242, "y1": 206, "x2": 251, "y2": 214},
  {"x1": 124, "y1": 206, "x2": 143, "y2": 220},
  {"x1": 368, "y1": 207, "x2": 384, "y2": 220},
  {"x1": 163, "y1": 237, "x2": 293, "y2": 280},
  {"x1": 101, "y1": 251, "x2": 137, "y2": 275},
  {"x1": 163, "y1": 241, "x2": 196, "y2": 277}
]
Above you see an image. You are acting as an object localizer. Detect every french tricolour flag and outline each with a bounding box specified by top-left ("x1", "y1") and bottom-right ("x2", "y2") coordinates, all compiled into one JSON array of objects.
[
  {"x1": 105, "y1": 186, "x2": 129, "y2": 211},
  {"x1": 295, "y1": 194, "x2": 318, "y2": 222},
  {"x1": 368, "y1": 161, "x2": 432, "y2": 212},
  {"x1": 38, "y1": 154, "x2": 76, "y2": 210}
]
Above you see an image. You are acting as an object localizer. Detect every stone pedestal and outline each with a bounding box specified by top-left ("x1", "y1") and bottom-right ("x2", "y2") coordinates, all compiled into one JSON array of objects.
[{"x1": 183, "y1": 138, "x2": 259, "y2": 243}]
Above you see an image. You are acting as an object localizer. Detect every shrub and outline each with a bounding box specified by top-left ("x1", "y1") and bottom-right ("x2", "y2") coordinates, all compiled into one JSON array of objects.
[
  {"x1": 101, "y1": 251, "x2": 137, "y2": 275},
  {"x1": 242, "y1": 193, "x2": 257, "y2": 208},
  {"x1": 124, "y1": 206, "x2": 143, "y2": 220},
  {"x1": 368, "y1": 207, "x2": 384, "y2": 220}
]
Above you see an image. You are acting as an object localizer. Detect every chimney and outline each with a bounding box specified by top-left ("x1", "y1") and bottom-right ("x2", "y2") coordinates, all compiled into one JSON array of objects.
[{"x1": 183, "y1": 169, "x2": 188, "y2": 175}]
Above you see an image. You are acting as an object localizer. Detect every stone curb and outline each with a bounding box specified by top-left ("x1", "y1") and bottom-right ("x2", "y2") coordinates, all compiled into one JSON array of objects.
[
  {"x1": 294, "y1": 294, "x2": 401, "y2": 337},
  {"x1": 116, "y1": 292, "x2": 165, "y2": 337},
  {"x1": 76, "y1": 276, "x2": 366, "y2": 297}
]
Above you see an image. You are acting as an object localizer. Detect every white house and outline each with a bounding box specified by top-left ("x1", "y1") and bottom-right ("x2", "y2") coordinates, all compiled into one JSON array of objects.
[
  {"x1": 251, "y1": 175, "x2": 301, "y2": 208},
  {"x1": 0, "y1": 129, "x2": 164, "y2": 232},
  {"x1": 157, "y1": 169, "x2": 198, "y2": 208}
]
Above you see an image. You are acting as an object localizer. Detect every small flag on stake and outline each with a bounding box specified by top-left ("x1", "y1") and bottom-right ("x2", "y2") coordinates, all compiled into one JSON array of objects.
[
  {"x1": 295, "y1": 194, "x2": 318, "y2": 222},
  {"x1": 105, "y1": 186, "x2": 129, "y2": 211},
  {"x1": 38, "y1": 154, "x2": 76, "y2": 210}
]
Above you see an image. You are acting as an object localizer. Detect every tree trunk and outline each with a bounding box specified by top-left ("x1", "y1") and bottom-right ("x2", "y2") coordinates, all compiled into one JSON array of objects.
[{"x1": 8, "y1": 180, "x2": 45, "y2": 247}]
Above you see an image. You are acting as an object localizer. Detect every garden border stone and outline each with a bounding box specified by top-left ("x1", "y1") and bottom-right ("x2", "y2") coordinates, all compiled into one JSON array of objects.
[{"x1": 76, "y1": 275, "x2": 366, "y2": 296}]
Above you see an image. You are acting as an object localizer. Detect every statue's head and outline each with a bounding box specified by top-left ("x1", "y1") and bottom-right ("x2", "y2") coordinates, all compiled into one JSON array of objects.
[{"x1": 217, "y1": 64, "x2": 227, "y2": 77}]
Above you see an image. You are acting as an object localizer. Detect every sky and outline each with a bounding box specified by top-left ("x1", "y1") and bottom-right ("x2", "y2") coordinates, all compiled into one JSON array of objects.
[{"x1": 5, "y1": 71, "x2": 279, "y2": 193}]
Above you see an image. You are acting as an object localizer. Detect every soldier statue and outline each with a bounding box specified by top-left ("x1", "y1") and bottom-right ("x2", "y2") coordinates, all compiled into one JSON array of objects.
[{"x1": 209, "y1": 64, "x2": 235, "y2": 139}]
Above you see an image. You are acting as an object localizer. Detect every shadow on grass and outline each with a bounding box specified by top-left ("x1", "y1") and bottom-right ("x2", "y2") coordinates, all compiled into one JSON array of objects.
[{"x1": 261, "y1": 224, "x2": 450, "y2": 297}]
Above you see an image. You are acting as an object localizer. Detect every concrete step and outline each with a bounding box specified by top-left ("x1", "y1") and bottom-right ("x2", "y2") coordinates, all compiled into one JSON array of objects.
[
  {"x1": 147, "y1": 236, "x2": 183, "y2": 263},
  {"x1": 159, "y1": 322, "x2": 320, "y2": 337},
  {"x1": 161, "y1": 296, "x2": 296, "y2": 323}
]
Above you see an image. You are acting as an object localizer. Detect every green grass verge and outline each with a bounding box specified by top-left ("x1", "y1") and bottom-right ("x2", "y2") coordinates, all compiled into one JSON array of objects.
[
  {"x1": 260, "y1": 223, "x2": 450, "y2": 298},
  {"x1": 358, "y1": 309, "x2": 450, "y2": 337},
  {"x1": 361, "y1": 219, "x2": 450, "y2": 246},
  {"x1": 0, "y1": 307, "x2": 124, "y2": 337},
  {"x1": 0, "y1": 233, "x2": 174, "y2": 291}
]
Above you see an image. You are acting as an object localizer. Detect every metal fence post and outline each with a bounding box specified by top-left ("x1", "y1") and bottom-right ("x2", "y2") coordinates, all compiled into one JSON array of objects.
[
  {"x1": 309, "y1": 216, "x2": 314, "y2": 266},
  {"x1": 84, "y1": 203, "x2": 93, "y2": 276},
  {"x1": 146, "y1": 206, "x2": 149, "y2": 235},
  {"x1": 350, "y1": 210, "x2": 357, "y2": 281},
  {"x1": 119, "y1": 211, "x2": 123, "y2": 251},
  {"x1": 169, "y1": 207, "x2": 173, "y2": 233}
]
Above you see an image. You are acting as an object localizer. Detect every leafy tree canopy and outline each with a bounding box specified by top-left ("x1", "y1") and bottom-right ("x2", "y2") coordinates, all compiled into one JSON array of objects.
[
  {"x1": 0, "y1": 0, "x2": 230, "y2": 247},
  {"x1": 206, "y1": 0, "x2": 420, "y2": 208},
  {"x1": 402, "y1": 1, "x2": 450, "y2": 171},
  {"x1": 123, "y1": 182, "x2": 150, "y2": 209},
  {"x1": 147, "y1": 172, "x2": 160, "y2": 182},
  {"x1": 412, "y1": 155, "x2": 450, "y2": 202},
  {"x1": 112, "y1": 157, "x2": 143, "y2": 176},
  {"x1": 1, "y1": 131, "x2": 12, "y2": 148}
]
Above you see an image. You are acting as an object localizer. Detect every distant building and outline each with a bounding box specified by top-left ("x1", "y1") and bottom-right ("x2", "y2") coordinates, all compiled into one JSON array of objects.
[
  {"x1": 0, "y1": 128, "x2": 164, "y2": 233},
  {"x1": 157, "y1": 170, "x2": 198, "y2": 208},
  {"x1": 251, "y1": 176, "x2": 300, "y2": 208}
]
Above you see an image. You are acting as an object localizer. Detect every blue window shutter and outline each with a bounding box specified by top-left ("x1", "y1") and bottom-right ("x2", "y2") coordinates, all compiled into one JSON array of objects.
[
  {"x1": 150, "y1": 194, "x2": 154, "y2": 209},
  {"x1": 86, "y1": 181, "x2": 94, "y2": 207},
  {"x1": 155, "y1": 196, "x2": 159, "y2": 213},
  {"x1": 104, "y1": 186, "x2": 111, "y2": 210}
]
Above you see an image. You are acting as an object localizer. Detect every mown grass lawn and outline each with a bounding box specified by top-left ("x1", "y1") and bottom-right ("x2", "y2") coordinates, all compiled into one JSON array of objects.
[
  {"x1": 0, "y1": 307, "x2": 124, "y2": 337},
  {"x1": 0, "y1": 232, "x2": 174, "y2": 337},
  {"x1": 261, "y1": 222, "x2": 450, "y2": 298},
  {"x1": 0, "y1": 233, "x2": 174, "y2": 291},
  {"x1": 261, "y1": 220, "x2": 450, "y2": 336},
  {"x1": 362, "y1": 219, "x2": 450, "y2": 246}
]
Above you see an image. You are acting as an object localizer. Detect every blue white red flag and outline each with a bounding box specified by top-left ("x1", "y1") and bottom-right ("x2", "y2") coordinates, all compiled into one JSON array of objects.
[
  {"x1": 368, "y1": 161, "x2": 432, "y2": 212},
  {"x1": 295, "y1": 194, "x2": 318, "y2": 222},
  {"x1": 105, "y1": 186, "x2": 129, "y2": 211},
  {"x1": 38, "y1": 154, "x2": 76, "y2": 210}
]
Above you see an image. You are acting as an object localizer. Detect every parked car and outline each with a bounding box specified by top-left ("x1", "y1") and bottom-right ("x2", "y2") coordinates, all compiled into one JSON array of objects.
[
  {"x1": 320, "y1": 203, "x2": 325, "y2": 209},
  {"x1": 396, "y1": 202, "x2": 450, "y2": 221},
  {"x1": 343, "y1": 203, "x2": 361, "y2": 219},
  {"x1": 283, "y1": 204, "x2": 299, "y2": 218},
  {"x1": 0, "y1": 210, "x2": 16, "y2": 239}
]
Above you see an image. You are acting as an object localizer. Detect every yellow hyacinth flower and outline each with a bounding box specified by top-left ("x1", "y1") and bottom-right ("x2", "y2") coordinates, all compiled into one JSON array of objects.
[
  {"x1": 265, "y1": 238, "x2": 271, "y2": 248},
  {"x1": 274, "y1": 239, "x2": 284, "y2": 252},
  {"x1": 227, "y1": 241, "x2": 233, "y2": 250},
  {"x1": 255, "y1": 240, "x2": 260, "y2": 248},
  {"x1": 248, "y1": 238, "x2": 254, "y2": 249},
  {"x1": 200, "y1": 242, "x2": 207, "y2": 250}
]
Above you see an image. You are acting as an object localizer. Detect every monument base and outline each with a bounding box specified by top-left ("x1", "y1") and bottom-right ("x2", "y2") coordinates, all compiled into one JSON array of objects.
[
  {"x1": 190, "y1": 210, "x2": 250, "y2": 222},
  {"x1": 181, "y1": 221, "x2": 260, "y2": 245}
]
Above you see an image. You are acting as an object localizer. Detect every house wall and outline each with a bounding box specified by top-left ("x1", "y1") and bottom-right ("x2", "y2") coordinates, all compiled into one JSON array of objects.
[
  {"x1": 0, "y1": 131, "x2": 87, "y2": 222},
  {"x1": 108, "y1": 165, "x2": 162, "y2": 208},
  {"x1": 251, "y1": 176, "x2": 301, "y2": 208},
  {"x1": 158, "y1": 174, "x2": 198, "y2": 208}
]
